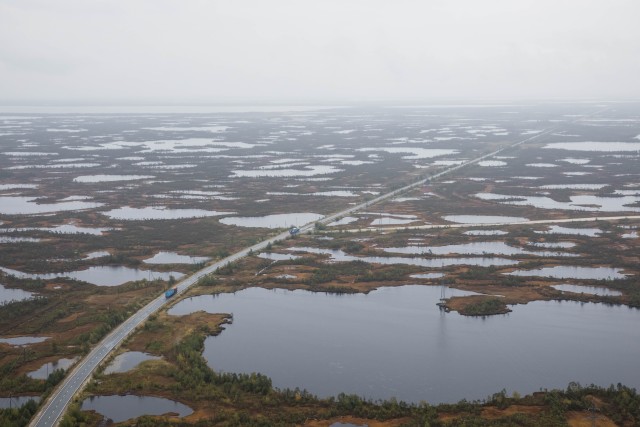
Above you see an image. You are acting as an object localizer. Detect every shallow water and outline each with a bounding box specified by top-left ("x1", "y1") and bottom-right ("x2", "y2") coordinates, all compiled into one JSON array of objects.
[
  {"x1": 0, "y1": 336, "x2": 49, "y2": 345},
  {"x1": 72, "y1": 175, "x2": 154, "y2": 183},
  {"x1": 552, "y1": 284, "x2": 622, "y2": 296},
  {"x1": 104, "y1": 351, "x2": 161, "y2": 374},
  {"x1": 527, "y1": 241, "x2": 576, "y2": 249},
  {"x1": 463, "y1": 229, "x2": 508, "y2": 236},
  {"x1": 328, "y1": 216, "x2": 358, "y2": 226},
  {"x1": 0, "y1": 266, "x2": 184, "y2": 287},
  {"x1": 257, "y1": 252, "x2": 300, "y2": 261},
  {"x1": 410, "y1": 273, "x2": 445, "y2": 279},
  {"x1": 476, "y1": 192, "x2": 640, "y2": 213},
  {"x1": 383, "y1": 242, "x2": 572, "y2": 257},
  {"x1": 544, "y1": 142, "x2": 640, "y2": 152},
  {"x1": 477, "y1": 160, "x2": 507, "y2": 167},
  {"x1": 369, "y1": 217, "x2": 419, "y2": 226},
  {"x1": 231, "y1": 165, "x2": 341, "y2": 178},
  {"x1": 0, "y1": 196, "x2": 103, "y2": 215},
  {"x1": 143, "y1": 251, "x2": 210, "y2": 265},
  {"x1": 357, "y1": 147, "x2": 458, "y2": 160},
  {"x1": 506, "y1": 266, "x2": 627, "y2": 280},
  {"x1": 0, "y1": 284, "x2": 34, "y2": 304},
  {"x1": 288, "y1": 246, "x2": 519, "y2": 268},
  {"x1": 102, "y1": 206, "x2": 231, "y2": 220},
  {"x1": 537, "y1": 226, "x2": 602, "y2": 236},
  {"x1": 81, "y1": 395, "x2": 193, "y2": 423},
  {"x1": 220, "y1": 213, "x2": 323, "y2": 229},
  {"x1": 28, "y1": 357, "x2": 78, "y2": 379},
  {"x1": 442, "y1": 215, "x2": 528, "y2": 224},
  {"x1": 168, "y1": 286, "x2": 640, "y2": 403}
]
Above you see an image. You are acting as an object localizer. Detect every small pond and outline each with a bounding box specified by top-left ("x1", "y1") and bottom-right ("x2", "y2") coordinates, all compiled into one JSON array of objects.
[
  {"x1": 104, "y1": 351, "x2": 161, "y2": 374},
  {"x1": 144, "y1": 252, "x2": 210, "y2": 265},
  {"x1": 383, "y1": 242, "x2": 572, "y2": 257},
  {"x1": 73, "y1": 174, "x2": 155, "y2": 183},
  {"x1": 410, "y1": 273, "x2": 445, "y2": 279},
  {"x1": 527, "y1": 241, "x2": 576, "y2": 249},
  {"x1": 505, "y1": 266, "x2": 627, "y2": 280},
  {"x1": 544, "y1": 141, "x2": 640, "y2": 152},
  {"x1": 0, "y1": 284, "x2": 34, "y2": 304},
  {"x1": 0, "y1": 336, "x2": 49, "y2": 346},
  {"x1": 231, "y1": 165, "x2": 342, "y2": 178},
  {"x1": 288, "y1": 246, "x2": 519, "y2": 268},
  {"x1": 443, "y1": 215, "x2": 528, "y2": 224},
  {"x1": 463, "y1": 230, "x2": 507, "y2": 236},
  {"x1": 328, "y1": 216, "x2": 358, "y2": 227},
  {"x1": 552, "y1": 284, "x2": 622, "y2": 297},
  {"x1": 0, "y1": 196, "x2": 103, "y2": 215},
  {"x1": 369, "y1": 217, "x2": 418, "y2": 226},
  {"x1": 220, "y1": 213, "x2": 323, "y2": 229},
  {"x1": 0, "y1": 266, "x2": 184, "y2": 287},
  {"x1": 537, "y1": 226, "x2": 601, "y2": 236},
  {"x1": 101, "y1": 206, "x2": 230, "y2": 220},
  {"x1": 28, "y1": 357, "x2": 78, "y2": 379},
  {"x1": 257, "y1": 252, "x2": 299, "y2": 261},
  {"x1": 476, "y1": 193, "x2": 640, "y2": 213},
  {"x1": 81, "y1": 395, "x2": 193, "y2": 423}
]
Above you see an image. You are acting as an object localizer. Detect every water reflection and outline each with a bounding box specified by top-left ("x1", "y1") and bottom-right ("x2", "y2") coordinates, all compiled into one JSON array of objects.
[
  {"x1": 168, "y1": 286, "x2": 640, "y2": 403},
  {"x1": 552, "y1": 284, "x2": 622, "y2": 296},
  {"x1": 28, "y1": 357, "x2": 78, "y2": 379},
  {"x1": 220, "y1": 213, "x2": 323, "y2": 229},
  {"x1": 0, "y1": 336, "x2": 49, "y2": 345},
  {"x1": 0, "y1": 284, "x2": 34, "y2": 304},
  {"x1": 0, "y1": 266, "x2": 184, "y2": 287},
  {"x1": 104, "y1": 351, "x2": 161, "y2": 374},
  {"x1": 506, "y1": 266, "x2": 627, "y2": 280},
  {"x1": 443, "y1": 215, "x2": 528, "y2": 224},
  {"x1": 81, "y1": 395, "x2": 193, "y2": 423},
  {"x1": 288, "y1": 246, "x2": 519, "y2": 268},
  {"x1": 143, "y1": 252, "x2": 210, "y2": 265}
]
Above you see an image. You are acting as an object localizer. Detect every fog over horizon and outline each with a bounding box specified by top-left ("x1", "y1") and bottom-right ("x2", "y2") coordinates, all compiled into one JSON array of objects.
[{"x1": 1, "y1": 0, "x2": 640, "y2": 105}]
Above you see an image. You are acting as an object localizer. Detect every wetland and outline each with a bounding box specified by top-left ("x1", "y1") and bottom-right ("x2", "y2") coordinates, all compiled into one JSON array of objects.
[{"x1": 2, "y1": 103, "x2": 640, "y2": 426}]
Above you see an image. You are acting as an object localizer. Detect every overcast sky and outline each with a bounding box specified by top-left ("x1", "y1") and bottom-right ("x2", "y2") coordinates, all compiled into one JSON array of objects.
[{"x1": 1, "y1": 0, "x2": 639, "y2": 104}]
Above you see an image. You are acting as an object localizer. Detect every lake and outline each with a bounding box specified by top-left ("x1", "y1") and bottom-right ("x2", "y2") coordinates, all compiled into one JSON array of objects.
[{"x1": 168, "y1": 285, "x2": 640, "y2": 404}]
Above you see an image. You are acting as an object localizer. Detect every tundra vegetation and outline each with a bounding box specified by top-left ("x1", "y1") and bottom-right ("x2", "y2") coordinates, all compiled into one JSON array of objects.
[{"x1": 1, "y1": 107, "x2": 640, "y2": 425}]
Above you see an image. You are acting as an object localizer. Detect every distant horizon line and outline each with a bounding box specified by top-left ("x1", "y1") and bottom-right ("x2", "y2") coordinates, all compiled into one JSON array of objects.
[
  {"x1": 1, "y1": 99, "x2": 639, "y2": 115},
  {"x1": 1, "y1": 97, "x2": 640, "y2": 107}
]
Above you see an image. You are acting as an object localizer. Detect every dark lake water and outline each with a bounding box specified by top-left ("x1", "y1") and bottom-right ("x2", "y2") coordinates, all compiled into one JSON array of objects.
[
  {"x1": 81, "y1": 395, "x2": 192, "y2": 423},
  {"x1": 169, "y1": 285, "x2": 640, "y2": 404}
]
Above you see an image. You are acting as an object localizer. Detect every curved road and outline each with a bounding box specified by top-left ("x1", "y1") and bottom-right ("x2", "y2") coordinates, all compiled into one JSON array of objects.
[{"x1": 29, "y1": 120, "x2": 596, "y2": 426}]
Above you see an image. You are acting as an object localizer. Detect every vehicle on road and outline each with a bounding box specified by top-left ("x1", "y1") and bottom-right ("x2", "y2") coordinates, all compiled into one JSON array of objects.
[{"x1": 165, "y1": 287, "x2": 177, "y2": 298}]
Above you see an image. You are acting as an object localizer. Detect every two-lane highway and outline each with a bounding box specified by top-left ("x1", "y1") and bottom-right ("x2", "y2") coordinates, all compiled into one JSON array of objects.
[{"x1": 28, "y1": 229, "x2": 294, "y2": 427}]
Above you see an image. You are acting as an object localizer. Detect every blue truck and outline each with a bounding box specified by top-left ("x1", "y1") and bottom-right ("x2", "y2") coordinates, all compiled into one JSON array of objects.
[{"x1": 165, "y1": 287, "x2": 177, "y2": 298}]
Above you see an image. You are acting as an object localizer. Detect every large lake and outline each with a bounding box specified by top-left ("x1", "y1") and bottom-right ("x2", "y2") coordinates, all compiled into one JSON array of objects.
[{"x1": 168, "y1": 285, "x2": 640, "y2": 404}]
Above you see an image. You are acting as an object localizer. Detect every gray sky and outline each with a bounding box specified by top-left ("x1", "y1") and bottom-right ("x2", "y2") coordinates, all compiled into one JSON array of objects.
[{"x1": 1, "y1": 0, "x2": 639, "y2": 104}]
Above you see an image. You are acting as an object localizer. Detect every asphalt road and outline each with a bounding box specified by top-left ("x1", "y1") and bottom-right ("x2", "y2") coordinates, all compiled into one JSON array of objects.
[
  {"x1": 28, "y1": 230, "x2": 293, "y2": 427},
  {"x1": 29, "y1": 121, "x2": 587, "y2": 426}
]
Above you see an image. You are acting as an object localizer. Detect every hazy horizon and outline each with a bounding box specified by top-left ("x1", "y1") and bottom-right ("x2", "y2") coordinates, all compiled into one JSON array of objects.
[{"x1": 2, "y1": 0, "x2": 639, "y2": 105}]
